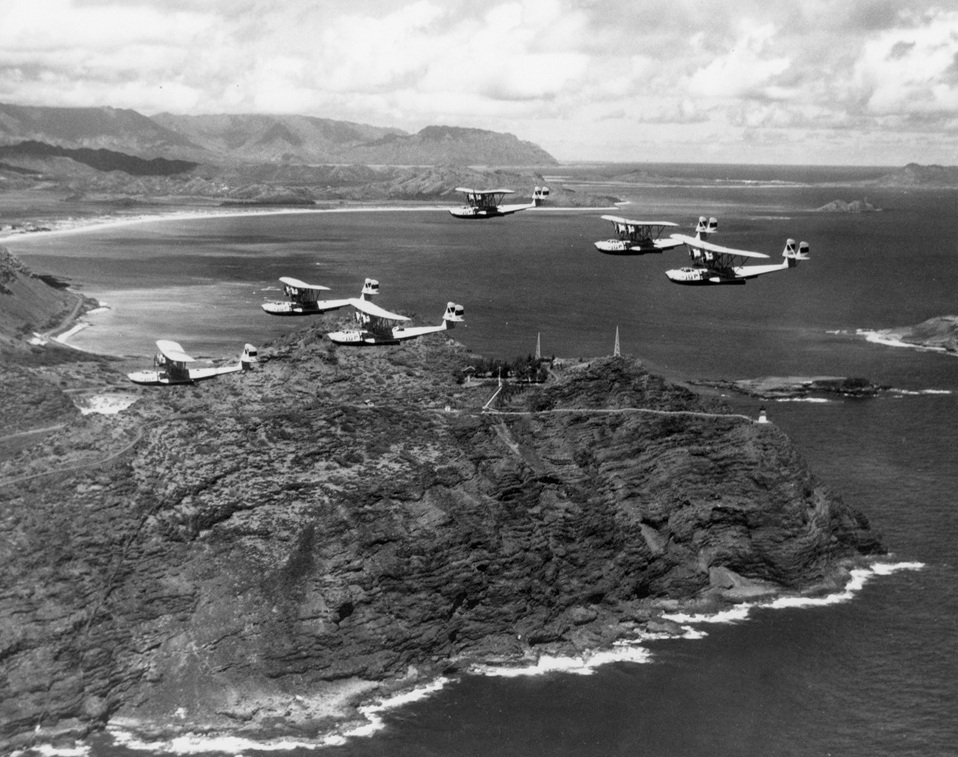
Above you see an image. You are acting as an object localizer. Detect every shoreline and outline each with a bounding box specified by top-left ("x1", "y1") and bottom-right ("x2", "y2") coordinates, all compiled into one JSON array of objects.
[
  {"x1": 0, "y1": 202, "x2": 608, "y2": 244},
  {"x1": 22, "y1": 557, "x2": 918, "y2": 756}
]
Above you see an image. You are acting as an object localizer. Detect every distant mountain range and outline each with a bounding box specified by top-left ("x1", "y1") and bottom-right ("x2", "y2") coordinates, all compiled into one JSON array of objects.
[{"x1": 0, "y1": 102, "x2": 557, "y2": 166}]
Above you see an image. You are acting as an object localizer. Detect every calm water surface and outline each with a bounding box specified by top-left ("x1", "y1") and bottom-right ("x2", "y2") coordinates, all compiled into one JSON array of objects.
[{"x1": 8, "y1": 168, "x2": 958, "y2": 756}]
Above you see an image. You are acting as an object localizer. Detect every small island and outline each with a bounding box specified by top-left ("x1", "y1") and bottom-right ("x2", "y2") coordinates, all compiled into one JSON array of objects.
[
  {"x1": 694, "y1": 375, "x2": 887, "y2": 400},
  {"x1": 814, "y1": 199, "x2": 880, "y2": 213}
]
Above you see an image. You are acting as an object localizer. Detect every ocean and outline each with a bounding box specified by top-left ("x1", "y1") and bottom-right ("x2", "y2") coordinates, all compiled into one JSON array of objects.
[{"x1": 7, "y1": 164, "x2": 958, "y2": 756}]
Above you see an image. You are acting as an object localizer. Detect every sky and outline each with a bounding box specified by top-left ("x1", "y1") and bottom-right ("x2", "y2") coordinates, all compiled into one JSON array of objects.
[{"x1": 0, "y1": 0, "x2": 956, "y2": 166}]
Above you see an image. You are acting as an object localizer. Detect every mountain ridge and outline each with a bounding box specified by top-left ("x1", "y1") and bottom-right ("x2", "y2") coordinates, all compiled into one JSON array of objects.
[{"x1": 0, "y1": 102, "x2": 557, "y2": 166}]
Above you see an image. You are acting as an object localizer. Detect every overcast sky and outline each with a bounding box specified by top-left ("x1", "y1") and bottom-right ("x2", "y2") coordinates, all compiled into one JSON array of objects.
[{"x1": 1, "y1": 0, "x2": 956, "y2": 165}]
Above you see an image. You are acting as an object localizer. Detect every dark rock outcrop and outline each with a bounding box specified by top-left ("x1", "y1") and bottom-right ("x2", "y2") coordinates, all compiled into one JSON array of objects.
[
  {"x1": 815, "y1": 199, "x2": 880, "y2": 213},
  {"x1": 0, "y1": 327, "x2": 882, "y2": 750}
]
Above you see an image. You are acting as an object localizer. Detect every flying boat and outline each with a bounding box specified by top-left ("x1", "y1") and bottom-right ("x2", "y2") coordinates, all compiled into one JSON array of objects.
[
  {"x1": 594, "y1": 215, "x2": 683, "y2": 254},
  {"x1": 666, "y1": 217, "x2": 810, "y2": 285},
  {"x1": 128, "y1": 341, "x2": 257, "y2": 385},
  {"x1": 262, "y1": 276, "x2": 344, "y2": 316},
  {"x1": 448, "y1": 186, "x2": 549, "y2": 219},
  {"x1": 326, "y1": 280, "x2": 464, "y2": 346}
]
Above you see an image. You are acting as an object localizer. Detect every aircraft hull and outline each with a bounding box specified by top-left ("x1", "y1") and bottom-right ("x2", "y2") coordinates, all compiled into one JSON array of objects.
[
  {"x1": 262, "y1": 301, "x2": 323, "y2": 316},
  {"x1": 127, "y1": 370, "x2": 193, "y2": 385},
  {"x1": 666, "y1": 268, "x2": 746, "y2": 285},
  {"x1": 594, "y1": 240, "x2": 661, "y2": 254},
  {"x1": 327, "y1": 330, "x2": 400, "y2": 346},
  {"x1": 448, "y1": 208, "x2": 503, "y2": 219}
]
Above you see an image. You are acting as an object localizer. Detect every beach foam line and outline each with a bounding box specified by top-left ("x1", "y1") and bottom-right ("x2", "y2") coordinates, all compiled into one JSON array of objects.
[
  {"x1": 662, "y1": 560, "x2": 925, "y2": 629},
  {"x1": 104, "y1": 677, "x2": 454, "y2": 754},
  {"x1": 107, "y1": 727, "x2": 343, "y2": 754},
  {"x1": 51, "y1": 322, "x2": 90, "y2": 344},
  {"x1": 472, "y1": 643, "x2": 653, "y2": 679},
  {"x1": 1, "y1": 205, "x2": 463, "y2": 243},
  {"x1": 11, "y1": 745, "x2": 91, "y2": 757},
  {"x1": 857, "y1": 329, "x2": 956, "y2": 357}
]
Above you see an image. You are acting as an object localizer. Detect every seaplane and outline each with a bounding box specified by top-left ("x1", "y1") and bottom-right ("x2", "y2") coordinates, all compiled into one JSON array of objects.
[
  {"x1": 325, "y1": 279, "x2": 464, "y2": 346},
  {"x1": 128, "y1": 341, "x2": 257, "y2": 385},
  {"x1": 262, "y1": 276, "x2": 344, "y2": 316},
  {"x1": 666, "y1": 217, "x2": 810, "y2": 285},
  {"x1": 448, "y1": 185, "x2": 549, "y2": 219},
  {"x1": 594, "y1": 215, "x2": 684, "y2": 254}
]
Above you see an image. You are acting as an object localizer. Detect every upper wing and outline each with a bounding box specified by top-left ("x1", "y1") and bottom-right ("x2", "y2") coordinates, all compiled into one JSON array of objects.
[
  {"x1": 350, "y1": 297, "x2": 410, "y2": 322},
  {"x1": 280, "y1": 276, "x2": 331, "y2": 291},
  {"x1": 670, "y1": 234, "x2": 769, "y2": 259},
  {"x1": 601, "y1": 215, "x2": 679, "y2": 228},
  {"x1": 455, "y1": 188, "x2": 514, "y2": 195},
  {"x1": 156, "y1": 340, "x2": 195, "y2": 362}
]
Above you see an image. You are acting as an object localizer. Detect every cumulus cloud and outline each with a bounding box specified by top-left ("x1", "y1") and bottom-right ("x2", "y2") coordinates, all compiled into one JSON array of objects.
[{"x1": 0, "y1": 0, "x2": 955, "y2": 163}]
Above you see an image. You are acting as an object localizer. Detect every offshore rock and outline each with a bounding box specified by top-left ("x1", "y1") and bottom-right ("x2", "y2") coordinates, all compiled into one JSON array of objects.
[{"x1": 0, "y1": 327, "x2": 883, "y2": 749}]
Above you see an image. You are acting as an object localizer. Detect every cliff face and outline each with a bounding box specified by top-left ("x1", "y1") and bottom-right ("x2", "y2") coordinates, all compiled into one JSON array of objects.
[{"x1": 0, "y1": 326, "x2": 882, "y2": 748}]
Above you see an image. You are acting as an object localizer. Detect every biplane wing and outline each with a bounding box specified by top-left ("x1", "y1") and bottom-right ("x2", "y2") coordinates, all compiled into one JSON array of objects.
[
  {"x1": 670, "y1": 234, "x2": 770, "y2": 259},
  {"x1": 350, "y1": 297, "x2": 410, "y2": 322},
  {"x1": 279, "y1": 276, "x2": 331, "y2": 292},
  {"x1": 454, "y1": 187, "x2": 515, "y2": 196},
  {"x1": 596, "y1": 215, "x2": 683, "y2": 254},
  {"x1": 156, "y1": 340, "x2": 196, "y2": 363},
  {"x1": 601, "y1": 215, "x2": 679, "y2": 227}
]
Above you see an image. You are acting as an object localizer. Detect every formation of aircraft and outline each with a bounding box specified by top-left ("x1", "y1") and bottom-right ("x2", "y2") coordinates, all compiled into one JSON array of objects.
[
  {"x1": 449, "y1": 185, "x2": 549, "y2": 219},
  {"x1": 594, "y1": 215, "x2": 684, "y2": 254},
  {"x1": 129, "y1": 199, "x2": 810, "y2": 386},
  {"x1": 128, "y1": 341, "x2": 257, "y2": 385},
  {"x1": 666, "y1": 217, "x2": 810, "y2": 285}
]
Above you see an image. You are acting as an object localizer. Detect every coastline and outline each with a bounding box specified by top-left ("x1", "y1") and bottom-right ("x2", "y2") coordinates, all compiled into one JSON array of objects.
[
  {"x1": 0, "y1": 202, "x2": 607, "y2": 245},
  {"x1": 33, "y1": 557, "x2": 918, "y2": 757}
]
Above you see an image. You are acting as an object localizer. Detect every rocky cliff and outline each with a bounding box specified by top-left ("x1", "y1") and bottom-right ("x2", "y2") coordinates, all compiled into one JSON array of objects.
[{"x1": 0, "y1": 323, "x2": 882, "y2": 750}]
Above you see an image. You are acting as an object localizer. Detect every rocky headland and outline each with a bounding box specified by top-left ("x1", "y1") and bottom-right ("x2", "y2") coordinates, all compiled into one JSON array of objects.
[
  {"x1": 0, "y1": 315, "x2": 884, "y2": 751},
  {"x1": 868, "y1": 315, "x2": 958, "y2": 352}
]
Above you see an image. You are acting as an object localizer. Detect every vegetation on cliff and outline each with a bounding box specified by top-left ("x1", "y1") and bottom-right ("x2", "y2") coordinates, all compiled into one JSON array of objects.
[{"x1": 0, "y1": 319, "x2": 883, "y2": 750}]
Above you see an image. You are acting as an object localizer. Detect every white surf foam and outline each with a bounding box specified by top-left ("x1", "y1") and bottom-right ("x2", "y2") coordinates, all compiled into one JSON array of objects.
[
  {"x1": 11, "y1": 745, "x2": 91, "y2": 757},
  {"x1": 663, "y1": 560, "x2": 925, "y2": 626},
  {"x1": 473, "y1": 643, "x2": 654, "y2": 679},
  {"x1": 105, "y1": 678, "x2": 453, "y2": 754},
  {"x1": 773, "y1": 397, "x2": 834, "y2": 404},
  {"x1": 857, "y1": 330, "x2": 956, "y2": 357},
  {"x1": 76, "y1": 394, "x2": 138, "y2": 415}
]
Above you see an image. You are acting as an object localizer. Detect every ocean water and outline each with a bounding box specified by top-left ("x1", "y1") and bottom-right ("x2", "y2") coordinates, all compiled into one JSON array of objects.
[{"x1": 7, "y1": 165, "x2": 958, "y2": 756}]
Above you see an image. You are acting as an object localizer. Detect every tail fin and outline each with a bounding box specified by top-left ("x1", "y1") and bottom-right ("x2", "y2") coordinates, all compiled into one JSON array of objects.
[
  {"x1": 241, "y1": 344, "x2": 258, "y2": 370},
  {"x1": 783, "y1": 240, "x2": 810, "y2": 268},
  {"x1": 532, "y1": 186, "x2": 550, "y2": 206},
  {"x1": 442, "y1": 302, "x2": 465, "y2": 329},
  {"x1": 361, "y1": 278, "x2": 380, "y2": 299},
  {"x1": 695, "y1": 216, "x2": 718, "y2": 239}
]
